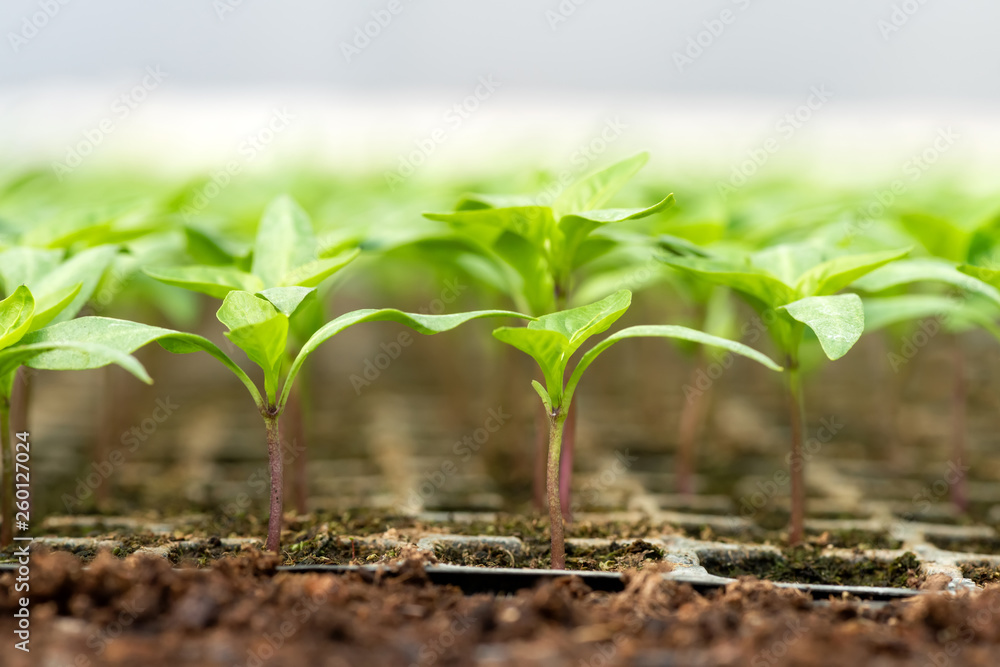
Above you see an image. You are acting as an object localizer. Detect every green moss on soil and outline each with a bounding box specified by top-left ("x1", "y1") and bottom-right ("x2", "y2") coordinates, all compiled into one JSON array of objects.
[
  {"x1": 433, "y1": 539, "x2": 665, "y2": 571},
  {"x1": 960, "y1": 561, "x2": 1000, "y2": 586},
  {"x1": 700, "y1": 547, "x2": 921, "y2": 587},
  {"x1": 927, "y1": 535, "x2": 1000, "y2": 555}
]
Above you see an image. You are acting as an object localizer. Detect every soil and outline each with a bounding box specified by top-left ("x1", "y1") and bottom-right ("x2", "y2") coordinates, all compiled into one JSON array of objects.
[
  {"x1": 928, "y1": 535, "x2": 1000, "y2": 555},
  {"x1": 961, "y1": 562, "x2": 1000, "y2": 587},
  {"x1": 4, "y1": 551, "x2": 1000, "y2": 666},
  {"x1": 433, "y1": 539, "x2": 665, "y2": 571},
  {"x1": 699, "y1": 548, "x2": 924, "y2": 588}
]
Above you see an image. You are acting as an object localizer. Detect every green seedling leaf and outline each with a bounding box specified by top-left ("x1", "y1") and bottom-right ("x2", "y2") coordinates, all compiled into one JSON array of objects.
[
  {"x1": 145, "y1": 265, "x2": 265, "y2": 299},
  {"x1": 29, "y1": 283, "x2": 82, "y2": 333},
  {"x1": 492, "y1": 327, "x2": 571, "y2": 400},
  {"x1": 281, "y1": 308, "x2": 531, "y2": 410},
  {"x1": 565, "y1": 324, "x2": 782, "y2": 407},
  {"x1": 183, "y1": 225, "x2": 239, "y2": 266},
  {"x1": 34, "y1": 245, "x2": 118, "y2": 323},
  {"x1": 900, "y1": 212, "x2": 968, "y2": 262},
  {"x1": 554, "y1": 152, "x2": 650, "y2": 217},
  {"x1": 0, "y1": 247, "x2": 62, "y2": 295},
  {"x1": 780, "y1": 294, "x2": 864, "y2": 360},
  {"x1": 862, "y1": 294, "x2": 961, "y2": 333},
  {"x1": 559, "y1": 195, "x2": 675, "y2": 265},
  {"x1": 532, "y1": 289, "x2": 631, "y2": 354},
  {"x1": 218, "y1": 291, "x2": 289, "y2": 403},
  {"x1": 279, "y1": 248, "x2": 360, "y2": 287},
  {"x1": 531, "y1": 379, "x2": 553, "y2": 414},
  {"x1": 660, "y1": 256, "x2": 798, "y2": 308},
  {"x1": 0, "y1": 341, "x2": 151, "y2": 388},
  {"x1": 425, "y1": 206, "x2": 557, "y2": 252},
  {"x1": 0, "y1": 286, "x2": 35, "y2": 350},
  {"x1": 794, "y1": 248, "x2": 910, "y2": 297},
  {"x1": 252, "y1": 195, "x2": 317, "y2": 287},
  {"x1": 18, "y1": 316, "x2": 262, "y2": 409},
  {"x1": 855, "y1": 259, "x2": 1000, "y2": 308},
  {"x1": 257, "y1": 286, "x2": 317, "y2": 318}
]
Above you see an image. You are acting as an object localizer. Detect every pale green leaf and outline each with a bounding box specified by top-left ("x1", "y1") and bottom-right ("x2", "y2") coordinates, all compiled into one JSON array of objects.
[
  {"x1": 217, "y1": 291, "x2": 289, "y2": 402},
  {"x1": 279, "y1": 248, "x2": 359, "y2": 287},
  {"x1": 145, "y1": 265, "x2": 265, "y2": 299},
  {"x1": 794, "y1": 248, "x2": 909, "y2": 297},
  {"x1": 0, "y1": 286, "x2": 35, "y2": 350},
  {"x1": 780, "y1": 294, "x2": 865, "y2": 360},
  {"x1": 565, "y1": 324, "x2": 782, "y2": 408},
  {"x1": 257, "y1": 286, "x2": 316, "y2": 318},
  {"x1": 554, "y1": 152, "x2": 650, "y2": 217},
  {"x1": 855, "y1": 259, "x2": 1000, "y2": 308},
  {"x1": 19, "y1": 316, "x2": 262, "y2": 408},
  {"x1": 252, "y1": 195, "x2": 318, "y2": 286}
]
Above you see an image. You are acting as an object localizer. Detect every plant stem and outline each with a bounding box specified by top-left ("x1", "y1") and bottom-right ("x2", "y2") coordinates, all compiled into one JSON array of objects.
[
  {"x1": 951, "y1": 336, "x2": 968, "y2": 513},
  {"x1": 786, "y1": 359, "x2": 807, "y2": 546},
  {"x1": 1, "y1": 397, "x2": 12, "y2": 548},
  {"x1": 264, "y1": 411, "x2": 284, "y2": 553},
  {"x1": 546, "y1": 410, "x2": 567, "y2": 569}
]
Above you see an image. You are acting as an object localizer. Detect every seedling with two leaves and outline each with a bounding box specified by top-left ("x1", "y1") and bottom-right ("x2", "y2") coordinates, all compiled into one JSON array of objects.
[
  {"x1": 492, "y1": 289, "x2": 781, "y2": 568},
  {"x1": 426, "y1": 153, "x2": 674, "y2": 515},
  {"x1": 661, "y1": 242, "x2": 910, "y2": 543}
]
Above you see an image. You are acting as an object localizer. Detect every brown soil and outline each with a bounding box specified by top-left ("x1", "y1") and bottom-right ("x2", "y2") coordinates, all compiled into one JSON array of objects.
[
  {"x1": 928, "y1": 535, "x2": 1000, "y2": 555},
  {"x1": 4, "y1": 551, "x2": 1000, "y2": 666}
]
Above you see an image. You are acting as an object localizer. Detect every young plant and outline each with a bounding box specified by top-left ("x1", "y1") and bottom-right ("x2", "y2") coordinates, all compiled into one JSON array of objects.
[
  {"x1": 0, "y1": 286, "x2": 153, "y2": 546},
  {"x1": 425, "y1": 153, "x2": 674, "y2": 513},
  {"x1": 661, "y1": 242, "x2": 909, "y2": 543},
  {"x1": 492, "y1": 290, "x2": 781, "y2": 568},
  {"x1": 147, "y1": 195, "x2": 360, "y2": 513},
  {"x1": 22, "y1": 294, "x2": 529, "y2": 552}
]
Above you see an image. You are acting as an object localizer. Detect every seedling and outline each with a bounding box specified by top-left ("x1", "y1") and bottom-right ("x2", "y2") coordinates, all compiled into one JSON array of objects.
[
  {"x1": 492, "y1": 290, "x2": 781, "y2": 568},
  {"x1": 662, "y1": 242, "x2": 909, "y2": 543},
  {"x1": 0, "y1": 286, "x2": 152, "y2": 546},
  {"x1": 426, "y1": 153, "x2": 674, "y2": 513},
  {"x1": 22, "y1": 294, "x2": 529, "y2": 552},
  {"x1": 147, "y1": 195, "x2": 360, "y2": 512}
]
